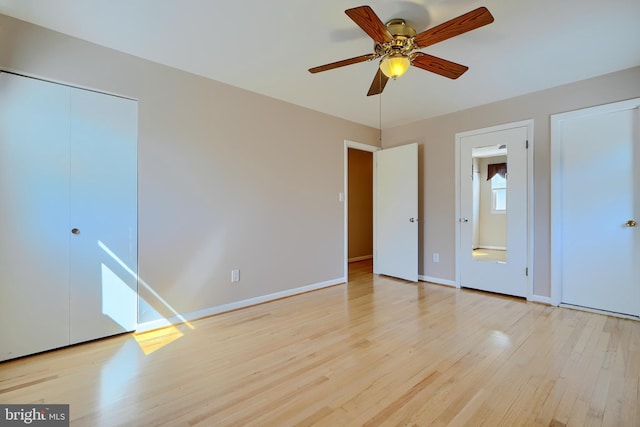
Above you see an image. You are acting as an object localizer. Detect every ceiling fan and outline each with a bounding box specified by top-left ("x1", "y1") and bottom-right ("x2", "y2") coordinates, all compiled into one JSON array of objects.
[{"x1": 309, "y1": 5, "x2": 494, "y2": 96}]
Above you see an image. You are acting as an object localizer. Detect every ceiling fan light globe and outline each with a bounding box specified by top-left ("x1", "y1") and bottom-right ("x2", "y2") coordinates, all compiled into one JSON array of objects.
[{"x1": 380, "y1": 55, "x2": 410, "y2": 79}]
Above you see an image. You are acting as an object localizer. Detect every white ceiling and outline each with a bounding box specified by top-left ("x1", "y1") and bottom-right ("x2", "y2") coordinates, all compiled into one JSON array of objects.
[{"x1": 1, "y1": 0, "x2": 639, "y2": 129}]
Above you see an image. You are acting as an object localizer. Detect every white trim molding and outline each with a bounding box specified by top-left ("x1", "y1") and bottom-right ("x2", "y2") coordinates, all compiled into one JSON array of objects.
[
  {"x1": 419, "y1": 276, "x2": 457, "y2": 287},
  {"x1": 475, "y1": 245, "x2": 507, "y2": 251},
  {"x1": 528, "y1": 295, "x2": 552, "y2": 305},
  {"x1": 560, "y1": 304, "x2": 640, "y2": 321}
]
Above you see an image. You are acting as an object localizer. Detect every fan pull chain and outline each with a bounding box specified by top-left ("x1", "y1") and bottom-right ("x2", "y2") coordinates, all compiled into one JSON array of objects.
[{"x1": 379, "y1": 88, "x2": 382, "y2": 144}]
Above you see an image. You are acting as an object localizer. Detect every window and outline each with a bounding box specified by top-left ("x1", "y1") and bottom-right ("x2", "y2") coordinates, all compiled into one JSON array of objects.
[{"x1": 491, "y1": 173, "x2": 507, "y2": 212}]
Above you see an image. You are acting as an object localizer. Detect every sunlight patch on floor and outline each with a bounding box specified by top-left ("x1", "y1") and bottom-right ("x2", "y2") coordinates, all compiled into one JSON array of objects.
[{"x1": 133, "y1": 326, "x2": 185, "y2": 355}]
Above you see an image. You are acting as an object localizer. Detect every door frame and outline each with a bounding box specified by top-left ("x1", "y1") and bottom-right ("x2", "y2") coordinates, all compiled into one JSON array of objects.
[
  {"x1": 454, "y1": 119, "x2": 535, "y2": 300},
  {"x1": 550, "y1": 98, "x2": 640, "y2": 308},
  {"x1": 344, "y1": 140, "x2": 380, "y2": 279}
]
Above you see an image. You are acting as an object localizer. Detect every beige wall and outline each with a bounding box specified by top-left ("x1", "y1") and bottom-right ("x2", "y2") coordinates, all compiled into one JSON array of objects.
[
  {"x1": 347, "y1": 148, "x2": 373, "y2": 260},
  {"x1": 0, "y1": 14, "x2": 379, "y2": 324},
  {"x1": 384, "y1": 65, "x2": 640, "y2": 297}
]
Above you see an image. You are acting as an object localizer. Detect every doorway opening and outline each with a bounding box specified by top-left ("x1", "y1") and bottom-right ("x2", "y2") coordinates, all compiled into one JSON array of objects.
[{"x1": 344, "y1": 141, "x2": 380, "y2": 280}]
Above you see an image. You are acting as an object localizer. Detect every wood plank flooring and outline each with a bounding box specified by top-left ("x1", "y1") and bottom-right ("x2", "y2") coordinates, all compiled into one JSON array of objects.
[{"x1": 1, "y1": 260, "x2": 639, "y2": 426}]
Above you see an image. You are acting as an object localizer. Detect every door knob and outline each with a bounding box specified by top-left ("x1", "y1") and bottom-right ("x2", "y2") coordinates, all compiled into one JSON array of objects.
[
  {"x1": 626, "y1": 220, "x2": 637, "y2": 227},
  {"x1": 461, "y1": 218, "x2": 469, "y2": 223},
  {"x1": 409, "y1": 218, "x2": 417, "y2": 223},
  {"x1": 71, "y1": 228, "x2": 80, "y2": 235}
]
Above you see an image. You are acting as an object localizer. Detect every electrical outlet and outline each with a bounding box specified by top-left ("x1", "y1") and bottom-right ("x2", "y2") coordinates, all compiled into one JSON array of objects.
[
  {"x1": 231, "y1": 269, "x2": 240, "y2": 283},
  {"x1": 433, "y1": 253, "x2": 440, "y2": 263}
]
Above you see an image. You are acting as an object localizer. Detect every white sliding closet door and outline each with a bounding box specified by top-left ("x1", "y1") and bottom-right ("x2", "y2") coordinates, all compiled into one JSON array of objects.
[
  {"x1": 0, "y1": 73, "x2": 71, "y2": 360},
  {"x1": 0, "y1": 72, "x2": 138, "y2": 361},
  {"x1": 69, "y1": 88, "x2": 138, "y2": 344}
]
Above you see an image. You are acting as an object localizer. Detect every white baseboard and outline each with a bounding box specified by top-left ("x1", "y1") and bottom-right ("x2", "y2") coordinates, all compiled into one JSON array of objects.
[
  {"x1": 348, "y1": 255, "x2": 373, "y2": 262},
  {"x1": 136, "y1": 277, "x2": 345, "y2": 333},
  {"x1": 419, "y1": 275, "x2": 457, "y2": 287},
  {"x1": 559, "y1": 303, "x2": 640, "y2": 320},
  {"x1": 528, "y1": 295, "x2": 552, "y2": 305},
  {"x1": 475, "y1": 245, "x2": 507, "y2": 251}
]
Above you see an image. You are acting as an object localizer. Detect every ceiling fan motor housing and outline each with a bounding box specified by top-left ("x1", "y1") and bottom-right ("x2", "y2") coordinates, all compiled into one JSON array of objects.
[{"x1": 375, "y1": 19, "x2": 417, "y2": 58}]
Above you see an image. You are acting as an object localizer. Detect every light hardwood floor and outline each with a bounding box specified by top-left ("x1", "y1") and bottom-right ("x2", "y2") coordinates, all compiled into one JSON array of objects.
[{"x1": 1, "y1": 260, "x2": 638, "y2": 426}]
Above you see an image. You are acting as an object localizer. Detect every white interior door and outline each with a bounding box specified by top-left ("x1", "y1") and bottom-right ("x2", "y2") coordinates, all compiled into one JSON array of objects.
[
  {"x1": 0, "y1": 72, "x2": 71, "y2": 360},
  {"x1": 552, "y1": 101, "x2": 639, "y2": 316},
  {"x1": 374, "y1": 143, "x2": 418, "y2": 282},
  {"x1": 69, "y1": 88, "x2": 138, "y2": 344},
  {"x1": 458, "y1": 124, "x2": 529, "y2": 297}
]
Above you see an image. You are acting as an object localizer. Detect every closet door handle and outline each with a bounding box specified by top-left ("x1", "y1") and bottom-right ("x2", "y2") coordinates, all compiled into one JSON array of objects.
[
  {"x1": 626, "y1": 220, "x2": 637, "y2": 227},
  {"x1": 71, "y1": 228, "x2": 80, "y2": 235}
]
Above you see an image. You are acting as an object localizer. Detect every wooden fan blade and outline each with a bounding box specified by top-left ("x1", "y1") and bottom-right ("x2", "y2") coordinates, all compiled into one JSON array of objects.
[
  {"x1": 309, "y1": 54, "x2": 377, "y2": 74},
  {"x1": 367, "y1": 68, "x2": 389, "y2": 96},
  {"x1": 411, "y1": 53, "x2": 469, "y2": 79},
  {"x1": 345, "y1": 6, "x2": 393, "y2": 44},
  {"x1": 414, "y1": 6, "x2": 494, "y2": 49}
]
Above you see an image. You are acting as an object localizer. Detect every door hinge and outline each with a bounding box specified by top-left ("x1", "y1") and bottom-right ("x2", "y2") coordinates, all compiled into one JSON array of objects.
[
  {"x1": 525, "y1": 140, "x2": 529, "y2": 149},
  {"x1": 525, "y1": 267, "x2": 529, "y2": 276}
]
